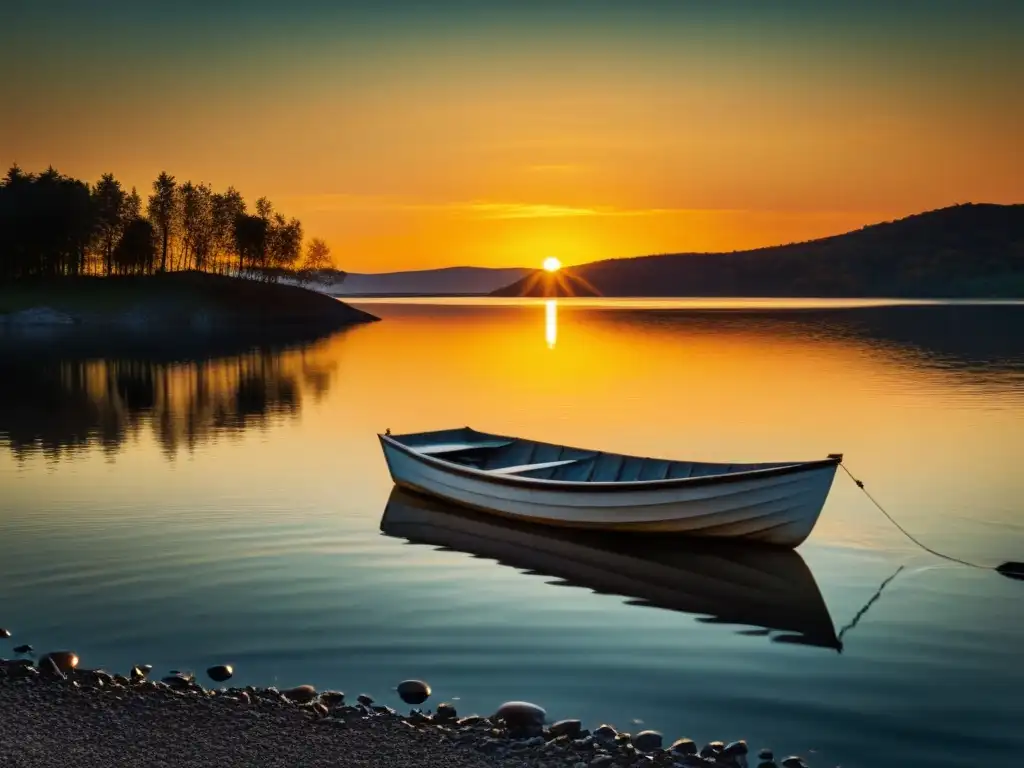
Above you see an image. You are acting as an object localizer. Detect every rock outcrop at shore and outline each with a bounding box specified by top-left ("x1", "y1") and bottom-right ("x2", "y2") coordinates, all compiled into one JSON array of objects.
[
  {"x1": 0, "y1": 272, "x2": 379, "y2": 338},
  {"x1": 0, "y1": 657, "x2": 811, "y2": 768}
]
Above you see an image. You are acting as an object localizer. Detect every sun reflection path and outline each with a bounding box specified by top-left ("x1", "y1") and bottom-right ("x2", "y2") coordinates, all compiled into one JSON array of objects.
[{"x1": 545, "y1": 300, "x2": 558, "y2": 349}]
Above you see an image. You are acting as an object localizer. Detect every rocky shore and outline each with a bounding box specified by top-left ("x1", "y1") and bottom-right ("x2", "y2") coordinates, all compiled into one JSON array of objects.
[{"x1": 0, "y1": 653, "x2": 811, "y2": 768}]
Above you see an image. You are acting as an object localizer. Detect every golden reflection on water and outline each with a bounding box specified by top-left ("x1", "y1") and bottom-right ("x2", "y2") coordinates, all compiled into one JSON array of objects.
[
  {"x1": 545, "y1": 300, "x2": 557, "y2": 349},
  {"x1": 2, "y1": 300, "x2": 1023, "y2": 559}
]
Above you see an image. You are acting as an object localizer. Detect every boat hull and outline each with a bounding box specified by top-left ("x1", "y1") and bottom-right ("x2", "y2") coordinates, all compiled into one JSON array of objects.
[{"x1": 380, "y1": 438, "x2": 838, "y2": 547}]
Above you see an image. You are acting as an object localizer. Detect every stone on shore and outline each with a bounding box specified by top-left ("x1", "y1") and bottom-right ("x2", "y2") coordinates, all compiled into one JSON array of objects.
[
  {"x1": 631, "y1": 730, "x2": 663, "y2": 752},
  {"x1": 701, "y1": 740, "x2": 725, "y2": 757},
  {"x1": 723, "y1": 740, "x2": 749, "y2": 756},
  {"x1": 162, "y1": 674, "x2": 192, "y2": 690},
  {"x1": 549, "y1": 719, "x2": 583, "y2": 739},
  {"x1": 206, "y1": 664, "x2": 234, "y2": 683},
  {"x1": 282, "y1": 685, "x2": 317, "y2": 703},
  {"x1": 670, "y1": 737, "x2": 698, "y2": 755},
  {"x1": 396, "y1": 679, "x2": 431, "y2": 705},
  {"x1": 435, "y1": 702, "x2": 457, "y2": 721},
  {"x1": 39, "y1": 656, "x2": 65, "y2": 680},
  {"x1": 320, "y1": 691, "x2": 345, "y2": 707},
  {"x1": 0, "y1": 629, "x2": 11, "y2": 639},
  {"x1": 40, "y1": 651, "x2": 79, "y2": 674},
  {"x1": 357, "y1": 693, "x2": 374, "y2": 706},
  {"x1": 494, "y1": 700, "x2": 546, "y2": 730},
  {"x1": 781, "y1": 758, "x2": 809, "y2": 768},
  {"x1": 14, "y1": 644, "x2": 33, "y2": 654}
]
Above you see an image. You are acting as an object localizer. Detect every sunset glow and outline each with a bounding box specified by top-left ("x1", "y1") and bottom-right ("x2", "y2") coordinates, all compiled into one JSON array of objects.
[
  {"x1": 4, "y1": 2, "x2": 1022, "y2": 272},
  {"x1": 543, "y1": 257, "x2": 562, "y2": 273}
]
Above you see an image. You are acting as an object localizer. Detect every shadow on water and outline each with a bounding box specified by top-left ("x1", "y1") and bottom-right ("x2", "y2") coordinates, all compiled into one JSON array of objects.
[
  {"x1": 0, "y1": 327, "x2": 351, "y2": 458},
  {"x1": 380, "y1": 487, "x2": 842, "y2": 651},
  {"x1": 586, "y1": 303, "x2": 1024, "y2": 377}
]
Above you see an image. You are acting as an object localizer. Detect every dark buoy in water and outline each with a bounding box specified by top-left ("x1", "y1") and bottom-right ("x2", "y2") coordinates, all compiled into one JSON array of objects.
[{"x1": 997, "y1": 562, "x2": 1024, "y2": 580}]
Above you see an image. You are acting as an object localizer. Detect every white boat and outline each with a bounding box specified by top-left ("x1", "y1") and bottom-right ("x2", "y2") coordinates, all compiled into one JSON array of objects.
[
  {"x1": 381, "y1": 488, "x2": 841, "y2": 650},
  {"x1": 379, "y1": 427, "x2": 842, "y2": 547}
]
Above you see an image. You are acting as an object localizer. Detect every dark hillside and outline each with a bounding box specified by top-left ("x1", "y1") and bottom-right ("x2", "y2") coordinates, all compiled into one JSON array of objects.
[{"x1": 493, "y1": 204, "x2": 1024, "y2": 298}]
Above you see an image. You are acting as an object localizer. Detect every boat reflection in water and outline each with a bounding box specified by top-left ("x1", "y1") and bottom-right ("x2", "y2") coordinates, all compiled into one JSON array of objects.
[{"x1": 380, "y1": 488, "x2": 841, "y2": 651}]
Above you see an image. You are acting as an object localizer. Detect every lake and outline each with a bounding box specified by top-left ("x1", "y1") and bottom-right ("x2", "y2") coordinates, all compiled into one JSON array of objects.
[{"x1": 2, "y1": 298, "x2": 1023, "y2": 768}]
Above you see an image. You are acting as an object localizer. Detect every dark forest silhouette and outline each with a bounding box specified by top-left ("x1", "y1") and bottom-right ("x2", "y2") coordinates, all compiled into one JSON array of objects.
[
  {"x1": 494, "y1": 204, "x2": 1024, "y2": 298},
  {"x1": 0, "y1": 165, "x2": 341, "y2": 286}
]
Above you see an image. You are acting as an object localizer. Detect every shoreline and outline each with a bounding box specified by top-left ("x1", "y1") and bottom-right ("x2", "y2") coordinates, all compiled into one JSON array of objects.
[
  {"x1": 0, "y1": 657, "x2": 804, "y2": 768},
  {"x1": 0, "y1": 272, "x2": 380, "y2": 338}
]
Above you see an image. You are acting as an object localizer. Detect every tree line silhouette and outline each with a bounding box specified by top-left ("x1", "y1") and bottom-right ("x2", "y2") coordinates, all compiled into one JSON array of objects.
[{"x1": 0, "y1": 165, "x2": 338, "y2": 285}]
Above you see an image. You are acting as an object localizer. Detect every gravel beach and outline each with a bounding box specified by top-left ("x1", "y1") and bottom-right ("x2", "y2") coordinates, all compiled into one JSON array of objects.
[{"x1": 0, "y1": 658, "x2": 806, "y2": 768}]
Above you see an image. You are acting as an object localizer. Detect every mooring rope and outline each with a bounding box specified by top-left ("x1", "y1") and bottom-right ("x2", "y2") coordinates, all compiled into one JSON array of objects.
[{"x1": 838, "y1": 462, "x2": 1023, "y2": 579}]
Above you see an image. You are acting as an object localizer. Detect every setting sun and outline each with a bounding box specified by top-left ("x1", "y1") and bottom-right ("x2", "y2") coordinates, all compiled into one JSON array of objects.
[{"x1": 543, "y1": 257, "x2": 562, "y2": 273}]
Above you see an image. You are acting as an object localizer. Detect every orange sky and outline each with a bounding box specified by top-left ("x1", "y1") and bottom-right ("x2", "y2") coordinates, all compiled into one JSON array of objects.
[{"x1": 4, "y1": 2, "x2": 1023, "y2": 271}]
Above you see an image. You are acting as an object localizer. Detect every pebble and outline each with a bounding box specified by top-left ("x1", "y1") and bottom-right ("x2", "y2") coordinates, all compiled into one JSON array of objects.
[
  {"x1": 701, "y1": 741, "x2": 725, "y2": 758},
  {"x1": 631, "y1": 730, "x2": 663, "y2": 753},
  {"x1": 138, "y1": 664, "x2": 153, "y2": 674},
  {"x1": 670, "y1": 738, "x2": 698, "y2": 755},
  {"x1": 321, "y1": 690, "x2": 345, "y2": 707},
  {"x1": 723, "y1": 740, "x2": 748, "y2": 757},
  {"x1": 548, "y1": 719, "x2": 583, "y2": 739},
  {"x1": 282, "y1": 685, "x2": 317, "y2": 703},
  {"x1": 0, "y1": 629, "x2": 10, "y2": 639},
  {"x1": 495, "y1": 700, "x2": 546, "y2": 729},
  {"x1": 13, "y1": 644, "x2": 32, "y2": 654},
  {"x1": 0, "y1": 655, "x2": 792, "y2": 768},
  {"x1": 397, "y1": 679, "x2": 431, "y2": 705},
  {"x1": 40, "y1": 651, "x2": 79, "y2": 673},
  {"x1": 38, "y1": 656, "x2": 65, "y2": 680},
  {"x1": 206, "y1": 665, "x2": 234, "y2": 683},
  {"x1": 162, "y1": 675, "x2": 192, "y2": 690},
  {"x1": 435, "y1": 702, "x2": 458, "y2": 721}
]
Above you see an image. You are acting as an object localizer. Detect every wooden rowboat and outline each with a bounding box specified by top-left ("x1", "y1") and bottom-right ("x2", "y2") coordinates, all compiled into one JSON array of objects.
[
  {"x1": 379, "y1": 427, "x2": 841, "y2": 548},
  {"x1": 380, "y1": 488, "x2": 841, "y2": 650}
]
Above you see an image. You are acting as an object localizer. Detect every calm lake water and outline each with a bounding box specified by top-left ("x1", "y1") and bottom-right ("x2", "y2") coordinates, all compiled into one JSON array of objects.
[{"x1": 2, "y1": 299, "x2": 1023, "y2": 768}]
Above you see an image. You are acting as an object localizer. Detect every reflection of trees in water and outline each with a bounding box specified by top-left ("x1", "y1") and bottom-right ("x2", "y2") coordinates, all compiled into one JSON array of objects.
[{"x1": 0, "y1": 342, "x2": 338, "y2": 459}]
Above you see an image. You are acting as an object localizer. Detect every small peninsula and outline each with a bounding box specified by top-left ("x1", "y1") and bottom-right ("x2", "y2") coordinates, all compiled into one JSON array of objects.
[{"x1": 0, "y1": 165, "x2": 377, "y2": 336}]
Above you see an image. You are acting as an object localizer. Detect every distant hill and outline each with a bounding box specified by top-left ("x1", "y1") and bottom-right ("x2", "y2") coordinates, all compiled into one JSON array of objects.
[
  {"x1": 329, "y1": 266, "x2": 530, "y2": 296},
  {"x1": 492, "y1": 204, "x2": 1024, "y2": 298}
]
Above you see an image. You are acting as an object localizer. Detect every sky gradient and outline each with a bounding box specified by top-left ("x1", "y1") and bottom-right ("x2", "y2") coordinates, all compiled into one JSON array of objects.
[{"x1": 5, "y1": 0, "x2": 1023, "y2": 271}]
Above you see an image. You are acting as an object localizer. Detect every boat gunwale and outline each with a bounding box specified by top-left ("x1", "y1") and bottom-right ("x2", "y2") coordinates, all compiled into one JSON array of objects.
[{"x1": 379, "y1": 431, "x2": 841, "y2": 493}]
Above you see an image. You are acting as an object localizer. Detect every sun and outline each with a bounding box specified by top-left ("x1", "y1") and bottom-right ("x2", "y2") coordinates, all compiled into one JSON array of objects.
[{"x1": 543, "y1": 256, "x2": 562, "y2": 273}]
